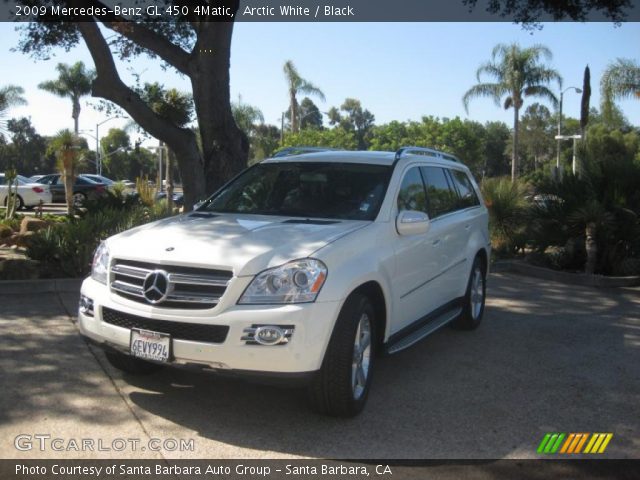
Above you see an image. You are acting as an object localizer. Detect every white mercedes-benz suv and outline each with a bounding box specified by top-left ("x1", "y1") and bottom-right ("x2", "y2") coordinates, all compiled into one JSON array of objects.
[{"x1": 79, "y1": 147, "x2": 490, "y2": 416}]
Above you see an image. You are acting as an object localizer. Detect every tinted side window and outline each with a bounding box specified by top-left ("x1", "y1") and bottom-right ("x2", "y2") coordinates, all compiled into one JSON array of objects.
[
  {"x1": 449, "y1": 169, "x2": 480, "y2": 209},
  {"x1": 421, "y1": 167, "x2": 458, "y2": 218},
  {"x1": 397, "y1": 167, "x2": 428, "y2": 214}
]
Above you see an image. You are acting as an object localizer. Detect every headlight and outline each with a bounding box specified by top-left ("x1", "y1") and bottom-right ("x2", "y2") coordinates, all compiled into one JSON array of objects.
[
  {"x1": 91, "y1": 242, "x2": 110, "y2": 285},
  {"x1": 238, "y1": 259, "x2": 327, "y2": 304}
]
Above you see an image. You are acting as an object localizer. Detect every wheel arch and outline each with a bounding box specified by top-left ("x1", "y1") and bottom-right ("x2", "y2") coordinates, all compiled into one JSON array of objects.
[{"x1": 350, "y1": 281, "x2": 388, "y2": 353}]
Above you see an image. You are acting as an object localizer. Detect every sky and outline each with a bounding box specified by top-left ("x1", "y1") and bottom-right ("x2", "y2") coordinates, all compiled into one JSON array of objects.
[{"x1": 1, "y1": 21, "x2": 639, "y2": 149}]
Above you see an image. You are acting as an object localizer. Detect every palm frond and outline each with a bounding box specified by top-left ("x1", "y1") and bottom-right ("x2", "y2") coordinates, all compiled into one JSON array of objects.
[
  {"x1": 462, "y1": 83, "x2": 505, "y2": 112},
  {"x1": 298, "y1": 80, "x2": 325, "y2": 102},
  {"x1": 523, "y1": 85, "x2": 559, "y2": 108},
  {"x1": 601, "y1": 57, "x2": 640, "y2": 102}
]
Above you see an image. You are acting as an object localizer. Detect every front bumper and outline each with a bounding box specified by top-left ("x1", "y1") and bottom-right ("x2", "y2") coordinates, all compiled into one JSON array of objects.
[{"x1": 78, "y1": 277, "x2": 341, "y2": 375}]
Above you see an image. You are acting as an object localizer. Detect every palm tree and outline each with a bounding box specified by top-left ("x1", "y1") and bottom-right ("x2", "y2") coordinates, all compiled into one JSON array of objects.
[
  {"x1": 600, "y1": 58, "x2": 640, "y2": 124},
  {"x1": 39, "y1": 62, "x2": 95, "y2": 134},
  {"x1": 49, "y1": 129, "x2": 83, "y2": 215},
  {"x1": 283, "y1": 60, "x2": 325, "y2": 133},
  {"x1": 463, "y1": 43, "x2": 561, "y2": 181},
  {"x1": 0, "y1": 85, "x2": 27, "y2": 135}
]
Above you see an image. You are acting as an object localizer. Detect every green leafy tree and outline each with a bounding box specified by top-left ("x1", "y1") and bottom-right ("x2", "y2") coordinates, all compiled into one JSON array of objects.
[
  {"x1": 600, "y1": 58, "x2": 640, "y2": 127},
  {"x1": 462, "y1": 0, "x2": 632, "y2": 23},
  {"x1": 463, "y1": 43, "x2": 562, "y2": 181},
  {"x1": 100, "y1": 128, "x2": 131, "y2": 179},
  {"x1": 283, "y1": 60, "x2": 325, "y2": 133},
  {"x1": 283, "y1": 128, "x2": 357, "y2": 150},
  {"x1": 518, "y1": 103, "x2": 555, "y2": 173},
  {"x1": 251, "y1": 124, "x2": 281, "y2": 163},
  {"x1": 0, "y1": 118, "x2": 50, "y2": 175},
  {"x1": 299, "y1": 98, "x2": 323, "y2": 130},
  {"x1": 0, "y1": 85, "x2": 27, "y2": 136},
  {"x1": 38, "y1": 62, "x2": 95, "y2": 134},
  {"x1": 483, "y1": 121, "x2": 511, "y2": 177},
  {"x1": 328, "y1": 98, "x2": 375, "y2": 150},
  {"x1": 368, "y1": 121, "x2": 410, "y2": 151}
]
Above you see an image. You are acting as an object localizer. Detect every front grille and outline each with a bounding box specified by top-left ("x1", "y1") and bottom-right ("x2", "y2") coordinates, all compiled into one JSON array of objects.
[
  {"x1": 110, "y1": 259, "x2": 232, "y2": 309},
  {"x1": 102, "y1": 307, "x2": 229, "y2": 343}
]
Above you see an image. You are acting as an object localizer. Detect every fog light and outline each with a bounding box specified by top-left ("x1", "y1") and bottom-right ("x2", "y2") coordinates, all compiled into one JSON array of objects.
[
  {"x1": 79, "y1": 295, "x2": 94, "y2": 317},
  {"x1": 241, "y1": 325, "x2": 294, "y2": 346}
]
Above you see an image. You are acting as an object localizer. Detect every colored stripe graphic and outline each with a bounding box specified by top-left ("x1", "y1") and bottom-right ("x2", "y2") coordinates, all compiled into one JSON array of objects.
[
  {"x1": 584, "y1": 433, "x2": 614, "y2": 454},
  {"x1": 539, "y1": 433, "x2": 613, "y2": 454},
  {"x1": 537, "y1": 434, "x2": 552, "y2": 454}
]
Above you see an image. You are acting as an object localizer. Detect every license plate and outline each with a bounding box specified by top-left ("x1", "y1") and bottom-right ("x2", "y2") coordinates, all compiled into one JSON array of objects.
[{"x1": 130, "y1": 328, "x2": 171, "y2": 363}]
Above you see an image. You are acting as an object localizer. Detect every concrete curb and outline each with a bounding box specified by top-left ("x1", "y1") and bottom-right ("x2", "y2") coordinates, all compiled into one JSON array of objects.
[
  {"x1": 0, "y1": 277, "x2": 83, "y2": 295},
  {"x1": 493, "y1": 260, "x2": 640, "y2": 288}
]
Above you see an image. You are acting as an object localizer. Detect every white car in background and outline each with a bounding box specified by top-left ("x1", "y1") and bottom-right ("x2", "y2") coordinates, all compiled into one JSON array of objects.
[{"x1": 0, "y1": 173, "x2": 52, "y2": 210}]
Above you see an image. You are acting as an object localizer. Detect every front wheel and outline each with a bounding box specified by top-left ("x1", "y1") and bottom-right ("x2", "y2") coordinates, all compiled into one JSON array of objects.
[
  {"x1": 308, "y1": 293, "x2": 376, "y2": 417},
  {"x1": 452, "y1": 255, "x2": 486, "y2": 330}
]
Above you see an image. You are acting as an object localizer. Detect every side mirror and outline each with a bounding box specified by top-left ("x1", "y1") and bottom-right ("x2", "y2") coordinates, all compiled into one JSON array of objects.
[{"x1": 396, "y1": 210, "x2": 431, "y2": 236}]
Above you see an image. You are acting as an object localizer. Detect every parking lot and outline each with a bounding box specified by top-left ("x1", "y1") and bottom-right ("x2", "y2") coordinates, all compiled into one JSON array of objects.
[{"x1": 0, "y1": 272, "x2": 638, "y2": 460}]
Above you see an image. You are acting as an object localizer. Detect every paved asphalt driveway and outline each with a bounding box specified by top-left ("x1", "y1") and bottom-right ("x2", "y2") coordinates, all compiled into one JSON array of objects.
[{"x1": 0, "y1": 272, "x2": 638, "y2": 460}]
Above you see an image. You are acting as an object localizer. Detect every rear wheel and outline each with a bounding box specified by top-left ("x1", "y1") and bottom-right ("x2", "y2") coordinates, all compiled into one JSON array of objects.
[
  {"x1": 104, "y1": 351, "x2": 163, "y2": 375},
  {"x1": 452, "y1": 255, "x2": 486, "y2": 330},
  {"x1": 308, "y1": 293, "x2": 376, "y2": 417},
  {"x1": 4, "y1": 195, "x2": 23, "y2": 210},
  {"x1": 72, "y1": 192, "x2": 86, "y2": 208}
]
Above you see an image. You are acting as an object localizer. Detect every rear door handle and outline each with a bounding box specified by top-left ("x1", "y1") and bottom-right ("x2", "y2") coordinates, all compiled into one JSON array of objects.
[
  {"x1": 464, "y1": 224, "x2": 471, "y2": 230},
  {"x1": 432, "y1": 239, "x2": 440, "y2": 246}
]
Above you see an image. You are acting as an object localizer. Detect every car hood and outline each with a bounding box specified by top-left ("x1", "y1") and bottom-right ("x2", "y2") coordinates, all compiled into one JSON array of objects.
[{"x1": 106, "y1": 212, "x2": 369, "y2": 276}]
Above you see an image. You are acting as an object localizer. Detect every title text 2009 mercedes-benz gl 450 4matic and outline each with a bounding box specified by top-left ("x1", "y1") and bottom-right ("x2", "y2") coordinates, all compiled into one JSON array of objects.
[{"x1": 79, "y1": 147, "x2": 490, "y2": 417}]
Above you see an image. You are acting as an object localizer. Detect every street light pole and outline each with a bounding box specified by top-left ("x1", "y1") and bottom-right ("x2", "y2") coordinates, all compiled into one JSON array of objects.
[
  {"x1": 555, "y1": 134, "x2": 582, "y2": 175},
  {"x1": 556, "y1": 86, "x2": 582, "y2": 177}
]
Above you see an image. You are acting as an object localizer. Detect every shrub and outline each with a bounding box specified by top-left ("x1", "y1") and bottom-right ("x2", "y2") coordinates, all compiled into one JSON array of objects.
[
  {"x1": 136, "y1": 176, "x2": 156, "y2": 208},
  {"x1": 480, "y1": 177, "x2": 529, "y2": 254}
]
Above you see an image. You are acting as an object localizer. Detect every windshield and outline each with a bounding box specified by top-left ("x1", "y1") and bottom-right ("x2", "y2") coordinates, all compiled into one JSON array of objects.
[{"x1": 201, "y1": 162, "x2": 391, "y2": 221}]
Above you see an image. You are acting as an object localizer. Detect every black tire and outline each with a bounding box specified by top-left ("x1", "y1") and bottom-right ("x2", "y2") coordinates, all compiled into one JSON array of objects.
[
  {"x1": 308, "y1": 293, "x2": 376, "y2": 417},
  {"x1": 72, "y1": 191, "x2": 87, "y2": 208},
  {"x1": 4, "y1": 195, "x2": 23, "y2": 210},
  {"x1": 104, "y1": 350, "x2": 163, "y2": 375},
  {"x1": 452, "y1": 255, "x2": 486, "y2": 330}
]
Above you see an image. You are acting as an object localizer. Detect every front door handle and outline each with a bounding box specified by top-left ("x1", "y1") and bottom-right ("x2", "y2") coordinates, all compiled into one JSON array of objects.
[{"x1": 432, "y1": 239, "x2": 440, "y2": 246}]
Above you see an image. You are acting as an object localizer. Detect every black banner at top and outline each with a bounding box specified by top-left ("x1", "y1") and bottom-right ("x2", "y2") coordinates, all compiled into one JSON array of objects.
[{"x1": 2, "y1": 0, "x2": 640, "y2": 22}]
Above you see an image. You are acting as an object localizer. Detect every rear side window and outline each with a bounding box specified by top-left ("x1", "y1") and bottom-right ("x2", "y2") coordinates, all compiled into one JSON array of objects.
[
  {"x1": 397, "y1": 167, "x2": 428, "y2": 214},
  {"x1": 420, "y1": 166, "x2": 458, "y2": 218},
  {"x1": 449, "y1": 169, "x2": 480, "y2": 209}
]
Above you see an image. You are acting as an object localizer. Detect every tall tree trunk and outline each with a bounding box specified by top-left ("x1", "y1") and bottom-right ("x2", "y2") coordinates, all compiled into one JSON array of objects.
[
  {"x1": 585, "y1": 222, "x2": 597, "y2": 274},
  {"x1": 62, "y1": 157, "x2": 76, "y2": 216},
  {"x1": 166, "y1": 149, "x2": 174, "y2": 211},
  {"x1": 289, "y1": 90, "x2": 298, "y2": 133},
  {"x1": 511, "y1": 106, "x2": 520, "y2": 181},
  {"x1": 72, "y1": 97, "x2": 80, "y2": 134},
  {"x1": 191, "y1": 22, "x2": 248, "y2": 200}
]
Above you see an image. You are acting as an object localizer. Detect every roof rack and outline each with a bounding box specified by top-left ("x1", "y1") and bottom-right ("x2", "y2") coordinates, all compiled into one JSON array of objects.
[
  {"x1": 394, "y1": 146, "x2": 461, "y2": 164},
  {"x1": 272, "y1": 146, "x2": 337, "y2": 158}
]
